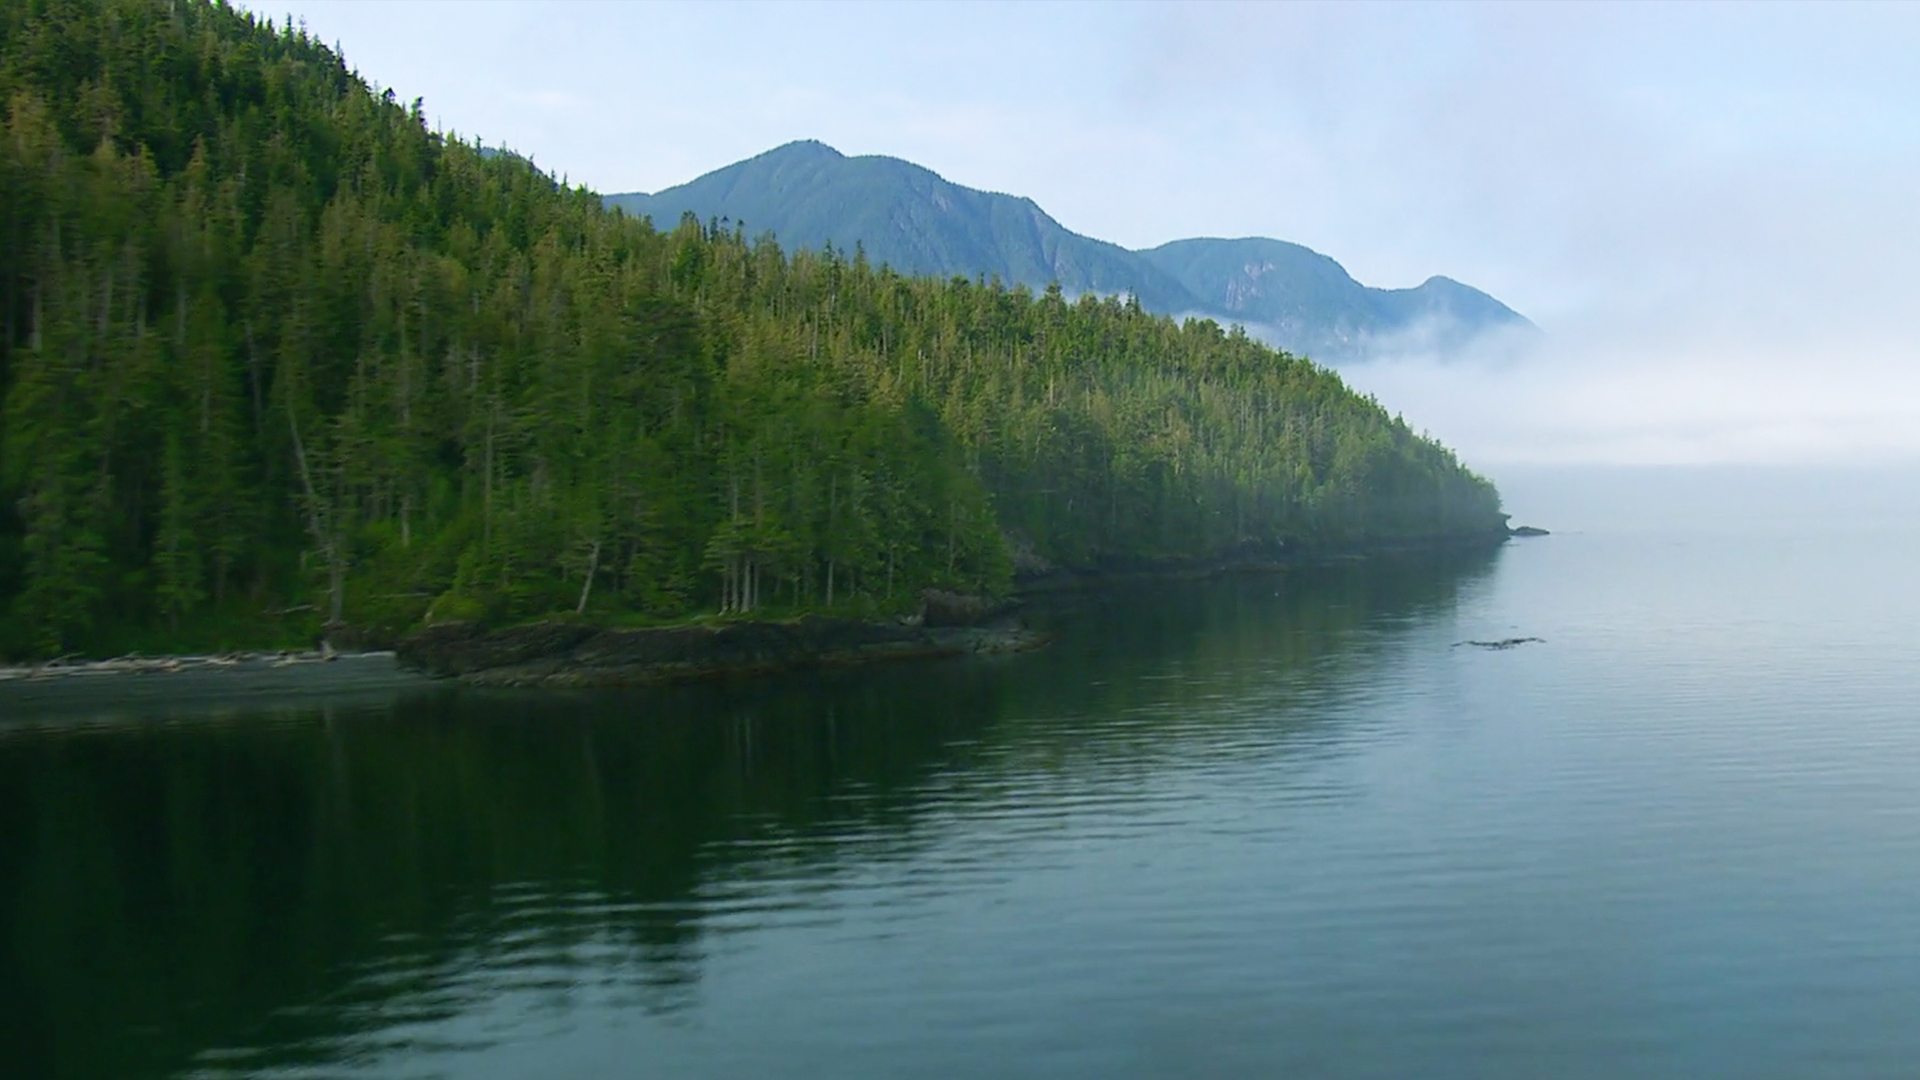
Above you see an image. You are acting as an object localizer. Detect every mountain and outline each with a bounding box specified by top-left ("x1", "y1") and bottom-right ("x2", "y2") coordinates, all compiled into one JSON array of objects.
[
  {"x1": 1141, "y1": 237, "x2": 1534, "y2": 360},
  {"x1": 604, "y1": 140, "x2": 1200, "y2": 313},
  {"x1": 607, "y1": 142, "x2": 1535, "y2": 362}
]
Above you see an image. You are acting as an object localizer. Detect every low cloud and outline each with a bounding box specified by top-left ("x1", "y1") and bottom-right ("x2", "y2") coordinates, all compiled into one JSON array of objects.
[{"x1": 1339, "y1": 324, "x2": 1920, "y2": 468}]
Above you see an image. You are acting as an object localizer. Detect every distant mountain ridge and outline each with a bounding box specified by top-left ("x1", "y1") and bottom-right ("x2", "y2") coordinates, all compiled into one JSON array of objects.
[
  {"x1": 605, "y1": 141, "x2": 1534, "y2": 363},
  {"x1": 1139, "y1": 237, "x2": 1531, "y2": 360}
]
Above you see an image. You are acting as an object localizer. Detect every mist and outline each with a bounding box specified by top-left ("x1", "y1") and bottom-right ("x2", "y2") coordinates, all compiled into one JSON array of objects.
[
  {"x1": 1128, "y1": 2, "x2": 1920, "y2": 468},
  {"x1": 1337, "y1": 318, "x2": 1920, "y2": 468}
]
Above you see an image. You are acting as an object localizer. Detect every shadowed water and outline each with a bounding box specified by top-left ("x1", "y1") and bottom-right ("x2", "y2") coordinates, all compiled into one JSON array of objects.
[{"x1": 5, "y1": 467, "x2": 1920, "y2": 1079}]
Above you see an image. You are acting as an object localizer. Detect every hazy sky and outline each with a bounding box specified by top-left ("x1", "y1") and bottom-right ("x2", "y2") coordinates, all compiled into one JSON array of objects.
[{"x1": 266, "y1": 0, "x2": 1920, "y2": 466}]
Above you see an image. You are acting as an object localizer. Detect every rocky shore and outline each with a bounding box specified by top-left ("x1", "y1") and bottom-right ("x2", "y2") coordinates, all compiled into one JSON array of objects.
[
  {"x1": 0, "y1": 648, "x2": 358, "y2": 682},
  {"x1": 392, "y1": 529, "x2": 1516, "y2": 689},
  {"x1": 0, "y1": 650, "x2": 433, "y2": 721},
  {"x1": 3, "y1": 531, "x2": 1521, "y2": 698},
  {"x1": 396, "y1": 601, "x2": 1045, "y2": 689}
]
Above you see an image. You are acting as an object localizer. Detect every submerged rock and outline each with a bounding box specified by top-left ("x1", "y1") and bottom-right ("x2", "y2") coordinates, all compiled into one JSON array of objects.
[{"x1": 1453, "y1": 637, "x2": 1546, "y2": 650}]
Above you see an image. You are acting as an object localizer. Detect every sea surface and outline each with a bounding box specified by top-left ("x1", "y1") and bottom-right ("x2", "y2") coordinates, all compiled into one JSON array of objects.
[{"x1": 4, "y1": 465, "x2": 1920, "y2": 1080}]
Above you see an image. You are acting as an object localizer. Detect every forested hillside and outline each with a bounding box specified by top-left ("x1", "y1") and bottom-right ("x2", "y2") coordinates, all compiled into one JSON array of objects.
[{"x1": 0, "y1": 0, "x2": 1504, "y2": 659}]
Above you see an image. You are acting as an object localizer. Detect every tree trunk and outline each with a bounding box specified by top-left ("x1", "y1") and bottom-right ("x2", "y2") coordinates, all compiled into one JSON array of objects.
[
  {"x1": 575, "y1": 540, "x2": 600, "y2": 615},
  {"x1": 243, "y1": 320, "x2": 265, "y2": 440},
  {"x1": 826, "y1": 472, "x2": 837, "y2": 606},
  {"x1": 285, "y1": 393, "x2": 344, "y2": 627},
  {"x1": 483, "y1": 400, "x2": 495, "y2": 553}
]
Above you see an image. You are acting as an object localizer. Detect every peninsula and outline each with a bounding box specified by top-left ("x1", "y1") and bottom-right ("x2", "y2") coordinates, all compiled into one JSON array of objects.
[{"x1": 0, "y1": 0, "x2": 1508, "y2": 665}]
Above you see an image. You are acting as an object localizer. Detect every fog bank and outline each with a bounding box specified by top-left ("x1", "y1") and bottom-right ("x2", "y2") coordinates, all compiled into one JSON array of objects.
[{"x1": 1337, "y1": 319, "x2": 1920, "y2": 468}]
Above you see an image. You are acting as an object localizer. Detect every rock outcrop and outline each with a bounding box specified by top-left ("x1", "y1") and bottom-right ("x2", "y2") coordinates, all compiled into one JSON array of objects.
[{"x1": 397, "y1": 610, "x2": 1044, "y2": 688}]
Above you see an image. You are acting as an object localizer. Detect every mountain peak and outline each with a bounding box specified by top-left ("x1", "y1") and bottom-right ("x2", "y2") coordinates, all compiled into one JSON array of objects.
[{"x1": 760, "y1": 139, "x2": 845, "y2": 163}]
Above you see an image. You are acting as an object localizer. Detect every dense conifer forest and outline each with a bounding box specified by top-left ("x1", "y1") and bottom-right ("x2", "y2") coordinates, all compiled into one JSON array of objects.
[{"x1": 0, "y1": 0, "x2": 1504, "y2": 659}]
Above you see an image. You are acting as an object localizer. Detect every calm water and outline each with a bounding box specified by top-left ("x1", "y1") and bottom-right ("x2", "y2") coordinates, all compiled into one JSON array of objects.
[{"x1": 5, "y1": 466, "x2": 1920, "y2": 1080}]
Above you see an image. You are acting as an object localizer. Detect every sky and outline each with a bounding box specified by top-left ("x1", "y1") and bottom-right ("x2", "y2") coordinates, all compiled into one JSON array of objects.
[{"x1": 265, "y1": 0, "x2": 1920, "y2": 467}]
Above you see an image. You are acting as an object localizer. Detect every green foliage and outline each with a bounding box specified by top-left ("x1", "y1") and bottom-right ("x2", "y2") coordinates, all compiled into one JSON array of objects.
[{"x1": 0, "y1": 0, "x2": 1505, "y2": 659}]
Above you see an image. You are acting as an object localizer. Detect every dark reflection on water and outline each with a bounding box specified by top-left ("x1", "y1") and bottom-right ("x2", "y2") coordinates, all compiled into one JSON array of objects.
[
  {"x1": 18, "y1": 473, "x2": 1920, "y2": 1079},
  {"x1": 0, "y1": 548, "x2": 1498, "y2": 1080}
]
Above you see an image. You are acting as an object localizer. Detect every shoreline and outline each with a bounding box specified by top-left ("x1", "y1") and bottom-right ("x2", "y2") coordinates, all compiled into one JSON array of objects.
[
  {"x1": 395, "y1": 528, "x2": 1511, "y2": 688},
  {"x1": 396, "y1": 613, "x2": 1048, "y2": 689},
  {"x1": 0, "y1": 529, "x2": 1515, "y2": 698},
  {"x1": 1006, "y1": 528, "x2": 1515, "y2": 594},
  {"x1": 0, "y1": 647, "x2": 374, "y2": 681},
  {"x1": 0, "y1": 650, "x2": 437, "y2": 723}
]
